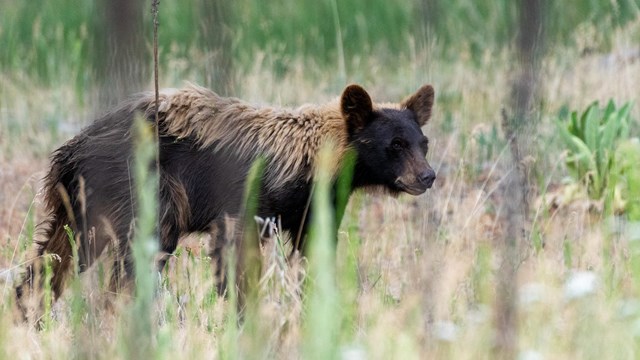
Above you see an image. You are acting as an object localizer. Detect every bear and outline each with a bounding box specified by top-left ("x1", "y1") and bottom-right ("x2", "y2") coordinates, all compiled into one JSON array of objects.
[{"x1": 16, "y1": 83, "x2": 436, "y2": 313}]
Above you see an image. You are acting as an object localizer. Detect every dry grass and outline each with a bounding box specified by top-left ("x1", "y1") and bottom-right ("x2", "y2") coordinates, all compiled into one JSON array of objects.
[{"x1": 1, "y1": 22, "x2": 640, "y2": 359}]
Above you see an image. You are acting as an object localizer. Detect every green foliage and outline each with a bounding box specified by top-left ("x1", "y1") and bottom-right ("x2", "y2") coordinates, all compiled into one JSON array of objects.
[
  {"x1": 546, "y1": 0, "x2": 640, "y2": 46},
  {"x1": 426, "y1": 0, "x2": 640, "y2": 59},
  {"x1": 41, "y1": 254, "x2": 54, "y2": 331},
  {"x1": 304, "y1": 145, "x2": 341, "y2": 360},
  {"x1": 471, "y1": 244, "x2": 492, "y2": 304},
  {"x1": 233, "y1": 0, "x2": 413, "y2": 66},
  {"x1": 119, "y1": 115, "x2": 160, "y2": 358},
  {"x1": 241, "y1": 157, "x2": 266, "y2": 294},
  {"x1": 65, "y1": 224, "x2": 95, "y2": 359},
  {"x1": 236, "y1": 158, "x2": 268, "y2": 360},
  {"x1": 422, "y1": 0, "x2": 516, "y2": 59},
  {"x1": 0, "y1": 0, "x2": 94, "y2": 85},
  {"x1": 557, "y1": 100, "x2": 632, "y2": 200},
  {"x1": 563, "y1": 238, "x2": 573, "y2": 268},
  {"x1": 335, "y1": 149, "x2": 357, "y2": 227},
  {"x1": 17, "y1": 195, "x2": 36, "y2": 256},
  {"x1": 612, "y1": 139, "x2": 640, "y2": 222},
  {"x1": 2, "y1": 0, "x2": 639, "y2": 86},
  {"x1": 615, "y1": 140, "x2": 640, "y2": 294},
  {"x1": 470, "y1": 123, "x2": 504, "y2": 177},
  {"x1": 219, "y1": 245, "x2": 239, "y2": 360}
]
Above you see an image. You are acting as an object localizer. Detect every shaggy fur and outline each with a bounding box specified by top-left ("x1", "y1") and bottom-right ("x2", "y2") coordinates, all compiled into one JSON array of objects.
[
  {"x1": 151, "y1": 84, "x2": 351, "y2": 189},
  {"x1": 16, "y1": 83, "x2": 436, "y2": 314}
]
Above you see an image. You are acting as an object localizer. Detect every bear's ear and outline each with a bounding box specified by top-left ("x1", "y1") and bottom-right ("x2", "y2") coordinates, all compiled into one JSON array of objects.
[
  {"x1": 402, "y1": 84, "x2": 434, "y2": 126},
  {"x1": 341, "y1": 84, "x2": 373, "y2": 133}
]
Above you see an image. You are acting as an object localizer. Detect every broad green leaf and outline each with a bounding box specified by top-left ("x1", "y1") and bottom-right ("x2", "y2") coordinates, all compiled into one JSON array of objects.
[
  {"x1": 569, "y1": 111, "x2": 582, "y2": 138},
  {"x1": 579, "y1": 102, "x2": 598, "y2": 140},
  {"x1": 568, "y1": 137, "x2": 596, "y2": 173},
  {"x1": 618, "y1": 103, "x2": 632, "y2": 139},
  {"x1": 618, "y1": 103, "x2": 632, "y2": 121},
  {"x1": 584, "y1": 105, "x2": 599, "y2": 153},
  {"x1": 601, "y1": 111, "x2": 620, "y2": 151},
  {"x1": 603, "y1": 99, "x2": 616, "y2": 120},
  {"x1": 557, "y1": 121, "x2": 588, "y2": 156}
]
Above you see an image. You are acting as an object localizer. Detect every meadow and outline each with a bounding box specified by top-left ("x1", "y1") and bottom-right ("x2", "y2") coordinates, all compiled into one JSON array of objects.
[{"x1": 1, "y1": 0, "x2": 640, "y2": 358}]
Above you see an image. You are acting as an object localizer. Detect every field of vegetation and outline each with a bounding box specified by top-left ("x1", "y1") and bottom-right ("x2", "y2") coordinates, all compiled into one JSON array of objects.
[{"x1": 1, "y1": 0, "x2": 640, "y2": 358}]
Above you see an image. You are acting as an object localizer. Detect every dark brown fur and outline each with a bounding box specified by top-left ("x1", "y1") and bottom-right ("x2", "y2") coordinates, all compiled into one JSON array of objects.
[{"x1": 16, "y1": 84, "x2": 436, "y2": 317}]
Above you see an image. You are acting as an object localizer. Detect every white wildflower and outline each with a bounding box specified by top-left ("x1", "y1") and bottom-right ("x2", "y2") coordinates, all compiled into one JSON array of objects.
[
  {"x1": 564, "y1": 271, "x2": 598, "y2": 300},
  {"x1": 519, "y1": 282, "x2": 547, "y2": 306},
  {"x1": 432, "y1": 320, "x2": 458, "y2": 342},
  {"x1": 340, "y1": 345, "x2": 366, "y2": 360},
  {"x1": 518, "y1": 349, "x2": 544, "y2": 360}
]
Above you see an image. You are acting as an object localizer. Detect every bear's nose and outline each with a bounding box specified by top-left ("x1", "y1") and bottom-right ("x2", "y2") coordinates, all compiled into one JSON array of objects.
[{"x1": 419, "y1": 169, "x2": 436, "y2": 188}]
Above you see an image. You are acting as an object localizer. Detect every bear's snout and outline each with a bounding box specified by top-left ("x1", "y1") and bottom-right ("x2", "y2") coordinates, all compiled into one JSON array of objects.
[
  {"x1": 394, "y1": 159, "x2": 436, "y2": 195},
  {"x1": 419, "y1": 168, "x2": 436, "y2": 189}
]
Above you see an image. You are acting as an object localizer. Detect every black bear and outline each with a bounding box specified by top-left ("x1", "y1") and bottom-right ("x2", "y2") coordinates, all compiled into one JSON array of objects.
[{"x1": 16, "y1": 83, "x2": 436, "y2": 308}]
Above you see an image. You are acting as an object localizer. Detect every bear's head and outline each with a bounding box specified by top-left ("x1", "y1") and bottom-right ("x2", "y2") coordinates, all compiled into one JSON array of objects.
[{"x1": 341, "y1": 84, "x2": 436, "y2": 195}]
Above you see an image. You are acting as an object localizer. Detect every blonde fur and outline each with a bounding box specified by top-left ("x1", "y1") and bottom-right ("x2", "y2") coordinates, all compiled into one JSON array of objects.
[{"x1": 146, "y1": 84, "x2": 352, "y2": 189}]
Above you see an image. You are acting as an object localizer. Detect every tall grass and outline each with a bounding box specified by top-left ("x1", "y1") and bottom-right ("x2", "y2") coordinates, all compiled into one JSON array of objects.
[
  {"x1": 2, "y1": 0, "x2": 637, "y2": 87},
  {"x1": 303, "y1": 145, "x2": 341, "y2": 360},
  {"x1": 1, "y1": 1, "x2": 640, "y2": 359},
  {"x1": 118, "y1": 116, "x2": 160, "y2": 358}
]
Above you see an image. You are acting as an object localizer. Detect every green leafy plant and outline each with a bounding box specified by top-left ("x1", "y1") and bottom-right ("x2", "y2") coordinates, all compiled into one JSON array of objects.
[
  {"x1": 557, "y1": 100, "x2": 632, "y2": 200},
  {"x1": 612, "y1": 138, "x2": 640, "y2": 221}
]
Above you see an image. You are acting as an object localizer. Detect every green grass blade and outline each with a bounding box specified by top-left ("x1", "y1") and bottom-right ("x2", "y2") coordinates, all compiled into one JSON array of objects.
[
  {"x1": 119, "y1": 114, "x2": 159, "y2": 359},
  {"x1": 303, "y1": 144, "x2": 341, "y2": 360}
]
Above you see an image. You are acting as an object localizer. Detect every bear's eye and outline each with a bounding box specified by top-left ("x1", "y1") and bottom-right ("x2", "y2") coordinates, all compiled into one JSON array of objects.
[
  {"x1": 420, "y1": 137, "x2": 429, "y2": 153},
  {"x1": 391, "y1": 139, "x2": 404, "y2": 151}
]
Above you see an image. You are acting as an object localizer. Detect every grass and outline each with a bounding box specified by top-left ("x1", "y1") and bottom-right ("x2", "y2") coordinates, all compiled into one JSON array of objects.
[
  {"x1": 2, "y1": 0, "x2": 638, "y2": 88},
  {"x1": 1, "y1": 2, "x2": 640, "y2": 359}
]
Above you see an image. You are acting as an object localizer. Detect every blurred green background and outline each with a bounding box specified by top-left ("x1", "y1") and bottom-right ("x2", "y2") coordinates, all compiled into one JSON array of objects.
[{"x1": 1, "y1": 0, "x2": 638, "y2": 93}]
